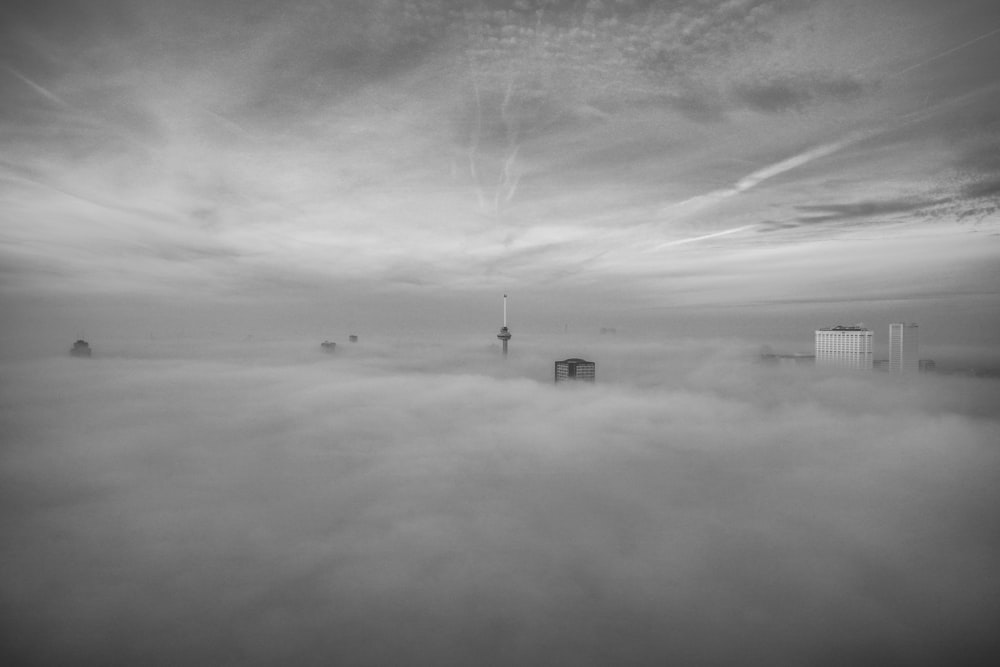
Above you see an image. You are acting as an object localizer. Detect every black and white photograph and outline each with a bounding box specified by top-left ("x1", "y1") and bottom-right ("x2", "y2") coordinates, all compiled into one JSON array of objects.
[{"x1": 2, "y1": 1, "x2": 999, "y2": 664}]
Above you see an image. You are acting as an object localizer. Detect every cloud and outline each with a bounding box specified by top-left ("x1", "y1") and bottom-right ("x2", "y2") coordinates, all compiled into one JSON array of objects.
[
  {"x1": 1, "y1": 340, "x2": 999, "y2": 665},
  {"x1": 656, "y1": 135, "x2": 861, "y2": 220},
  {"x1": 961, "y1": 177, "x2": 1000, "y2": 201},
  {"x1": 794, "y1": 197, "x2": 944, "y2": 223},
  {"x1": 733, "y1": 73, "x2": 866, "y2": 112},
  {"x1": 0, "y1": 0, "x2": 998, "y2": 338},
  {"x1": 948, "y1": 133, "x2": 1000, "y2": 205}
]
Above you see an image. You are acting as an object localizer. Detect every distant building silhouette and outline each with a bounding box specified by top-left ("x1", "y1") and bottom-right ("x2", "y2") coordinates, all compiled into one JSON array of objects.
[
  {"x1": 349, "y1": 335, "x2": 358, "y2": 343},
  {"x1": 321, "y1": 341, "x2": 336, "y2": 352},
  {"x1": 889, "y1": 323, "x2": 918, "y2": 374},
  {"x1": 760, "y1": 352, "x2": 815, "y2": 367},
  {"x1": 70, "y1": 339, "x2": 91, "y2": 357},
  {"x1": 555, "y1": 358, "x2": 596, "y2": 383},
  {"x1": 815, "y1": 325, "x2": 873, "y2": 370}
]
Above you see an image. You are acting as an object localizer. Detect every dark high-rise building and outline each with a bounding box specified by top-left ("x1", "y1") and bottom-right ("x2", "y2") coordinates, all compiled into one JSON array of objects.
[
  {"x1": 555, "y1": 358, "x2": 596, "y2": 383},
  {"x1": 70, "y1": 339, "x2": 91, "y2": 357}
]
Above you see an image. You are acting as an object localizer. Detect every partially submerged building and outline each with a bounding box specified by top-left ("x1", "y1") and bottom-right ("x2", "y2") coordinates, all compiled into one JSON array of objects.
[
  {"x1": 555, "y1": 358, "x2": 596, "y2": 383},
  {"x1": 815, "y1": 325, "x2": 873, "y2": 371},
  {"x1": 889, "y1": 323, "x2": 919, "y2": 375}
]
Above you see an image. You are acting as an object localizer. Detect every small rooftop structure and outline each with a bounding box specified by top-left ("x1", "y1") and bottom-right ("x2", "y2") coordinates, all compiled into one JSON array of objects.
[
  {"x1": 818, "y1": 324, "x2": 869, "y2": 331},
  {"x1": 320, "y1": 340, "x2": 337, "y2": 353},
  {"x1": 70, "y1": 339, "x2": 91, "y2": 358}
]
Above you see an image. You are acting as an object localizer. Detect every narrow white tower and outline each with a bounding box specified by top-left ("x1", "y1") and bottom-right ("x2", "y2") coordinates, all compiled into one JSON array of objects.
[
  {"x1": 497, "y1": 293, "x2": 512, "y2": 356},
  {"x1": 889, "y1": 323, "x2": 918, "y2": 374}
]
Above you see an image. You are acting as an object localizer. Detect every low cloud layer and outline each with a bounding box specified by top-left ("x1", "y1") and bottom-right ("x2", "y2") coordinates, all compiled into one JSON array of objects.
[{"x1": 2, "y1": 340, "x2": 999, "y2": 665}]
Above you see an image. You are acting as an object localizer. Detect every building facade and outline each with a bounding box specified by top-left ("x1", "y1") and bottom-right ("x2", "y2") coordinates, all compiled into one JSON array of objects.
[
  {"x1": 888, "y1": 323, "x2": 918, "y2": 374},
  {"x1": 815, "y1": 325, "x2": 873, "y2": 370},
  {"x1": 554, "y1": 358, "x2": 596, "y2": 383}
]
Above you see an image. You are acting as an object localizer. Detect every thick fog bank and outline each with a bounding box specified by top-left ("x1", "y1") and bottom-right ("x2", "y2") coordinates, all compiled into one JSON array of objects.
[{"x1": 2, "y1": 345, "x2": 999, "y2": 665}]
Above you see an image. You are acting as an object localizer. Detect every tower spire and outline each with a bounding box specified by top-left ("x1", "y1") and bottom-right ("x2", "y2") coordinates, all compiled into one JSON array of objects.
[{"x1": 497, "y1": 293, "x2": 512, "y2": 356}]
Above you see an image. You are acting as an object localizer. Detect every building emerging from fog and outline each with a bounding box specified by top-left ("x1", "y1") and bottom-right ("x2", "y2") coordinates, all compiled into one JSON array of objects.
[
  {"x1": 555, "y1": 358, "x2": 596, "y2": 383},
  {"x1": 815, "y1": 325, "x2": 873, "y2": 370},
  {"x1": 888, "y1": 323, "x2": 918, "y2": 374},
  {"x1": 70, "y1": 339, "x2": 91, "y2": 358}
]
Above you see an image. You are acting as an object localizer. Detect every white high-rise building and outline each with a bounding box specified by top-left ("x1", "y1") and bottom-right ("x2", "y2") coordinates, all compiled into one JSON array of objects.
[
  {"x1": 889, "y1": 323, "x2": 918, "y2": 374},
  {"x1": 815, "y1": 325, "x2": 873, "y2": 370}
]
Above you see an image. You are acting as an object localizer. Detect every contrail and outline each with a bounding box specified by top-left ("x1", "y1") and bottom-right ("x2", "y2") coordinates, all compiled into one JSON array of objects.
[
  {"x1": 651, "y1": 224, "x2": 757, "y2": 250},
  {"x1": 660, "y1": 136, "x2": 859, "y2": 218},
  {"x1": 204, "y1": 109, "x2": 258, "y2": 142},
  {"x1": 734, "y1": 141, "x2": 847, "y2": 191},
  {"x1": 647, "y1": 132, "x2": 870, "y2": 253},
  {"x1": 2, "y1": 64, "x2": 66, "y2": 106},
  {"x1": 897, "y1": 25, "x2": 1000, "y2": 76}
]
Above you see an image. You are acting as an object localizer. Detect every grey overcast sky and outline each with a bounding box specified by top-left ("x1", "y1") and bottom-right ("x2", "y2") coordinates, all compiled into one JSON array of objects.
[{"x1": 1, "y1": 0, "x2": 999, "y2": 344}]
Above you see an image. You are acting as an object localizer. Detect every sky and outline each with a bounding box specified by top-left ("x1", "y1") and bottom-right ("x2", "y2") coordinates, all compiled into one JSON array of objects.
[{"x1": 1, "y1": 0, "x2": 999, "y2": 351}]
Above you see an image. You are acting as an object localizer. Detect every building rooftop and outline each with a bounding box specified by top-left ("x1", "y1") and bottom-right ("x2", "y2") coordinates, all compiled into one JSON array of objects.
[{"x1": 817, "y1": 325, "x2": 870, "y2": 331}]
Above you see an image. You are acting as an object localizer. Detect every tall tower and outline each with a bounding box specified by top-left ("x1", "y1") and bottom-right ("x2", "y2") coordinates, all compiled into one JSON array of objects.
[
  {"x1": 496, "y1": 294, "x2": 512, "y2": 356},
  {"x1": 815, "y1": 324, "x2": 873, "y2": 370},
  {"x1": 889, "y1": 323, "x2": 918, "y2": 374}
]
